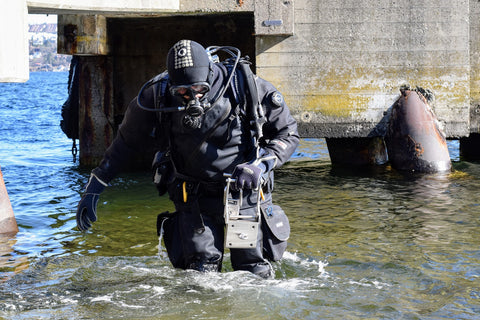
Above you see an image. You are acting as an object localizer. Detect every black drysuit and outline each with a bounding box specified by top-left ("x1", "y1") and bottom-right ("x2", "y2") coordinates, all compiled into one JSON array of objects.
[{"x1": 91, "y1": 62, "x2": 299, "y2": 276}]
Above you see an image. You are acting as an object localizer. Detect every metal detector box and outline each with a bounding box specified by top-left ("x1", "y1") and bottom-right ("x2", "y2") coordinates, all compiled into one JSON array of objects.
[
  {"x1": 225, "y1": 219, "x2": 259, "y2": 248},
  {"x1": 223, "y1": 177, "x2": 259, "y2": 249}
]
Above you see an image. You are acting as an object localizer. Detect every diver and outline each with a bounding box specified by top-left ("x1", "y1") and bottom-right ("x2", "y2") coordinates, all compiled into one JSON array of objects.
[{"x1": 75, "y1": 40, "x2": 299, "y2": 278}]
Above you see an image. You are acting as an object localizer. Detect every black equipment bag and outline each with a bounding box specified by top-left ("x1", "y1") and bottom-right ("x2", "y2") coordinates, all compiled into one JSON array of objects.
[{"x1": 260, "y1": 201, "x2": 290, "y2": 261}]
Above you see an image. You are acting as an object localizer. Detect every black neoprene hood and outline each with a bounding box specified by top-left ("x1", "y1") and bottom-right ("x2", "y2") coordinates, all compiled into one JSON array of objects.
[{"x1": 167, "y1": 40, "x2": 211, "y2": 86}]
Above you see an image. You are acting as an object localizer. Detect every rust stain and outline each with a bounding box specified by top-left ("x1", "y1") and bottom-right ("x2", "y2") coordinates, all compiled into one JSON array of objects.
[
  {"x1": 63, "y1": 24, "x2": 77, "y2": 55},
  {"x1": 406, "y1": 135, "x2": 424, "y2": 157},
  {"x1": 101, "y1": 58, "x2": 113, "y2": 147},
  {"x1": 80, "y1": 64, "x2": 94, "y2": 157}
]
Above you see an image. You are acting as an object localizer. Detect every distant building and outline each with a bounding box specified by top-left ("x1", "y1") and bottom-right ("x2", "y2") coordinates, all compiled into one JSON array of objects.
[
  {"x1": 29, "y1": 23, "x2": 57, "y2": 45},
  {"x1": 28, "y1": 23, "x2": 70, "y2": 72}
]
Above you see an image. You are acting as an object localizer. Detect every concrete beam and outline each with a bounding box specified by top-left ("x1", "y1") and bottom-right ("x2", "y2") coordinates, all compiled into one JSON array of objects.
[
  {"x1": 27, "y1": 0, "x2": 179, "y2": 14},
  {"x1": 254, "y1": 0, "x2": 294, "y2": 35},
  {"x1": 179, "y1": 0, "x2": 253, "y2": 12},
  {"x1": 0, "y1": 0, "x2": 29, "y2": 83}
]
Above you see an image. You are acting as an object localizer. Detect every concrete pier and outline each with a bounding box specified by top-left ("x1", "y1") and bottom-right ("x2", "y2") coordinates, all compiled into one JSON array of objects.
[
  {"x1": 3, "y1": 0, "x2": 480, "y2": 165},
  {"x1": 0, "y1": 167, "x2": 18, "y2": 235}
]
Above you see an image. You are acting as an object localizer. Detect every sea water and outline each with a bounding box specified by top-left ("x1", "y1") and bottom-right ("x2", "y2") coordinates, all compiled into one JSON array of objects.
[{"x1": 0, "y1": 72, "x2": 479, "y2": 319}]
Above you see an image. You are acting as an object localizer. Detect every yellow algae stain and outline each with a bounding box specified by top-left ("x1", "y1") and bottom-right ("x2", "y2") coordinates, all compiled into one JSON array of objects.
[
  {"x1": 449, "y1": 170, "x2": 472, "y2": 180},
  {"x1": 298, "y1": 94, "x2": 374, "y2": 118},
  {"x1": 259, "y1": 57, "x2": 470, "y2": 122},
  {"x1": 292, "y1": 67, "x2": 381, "y2": 118}
]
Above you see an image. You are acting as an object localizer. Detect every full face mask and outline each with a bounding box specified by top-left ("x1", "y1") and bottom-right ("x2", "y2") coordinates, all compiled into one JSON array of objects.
[
  {"x1": 167, "y1": 40, "x2": 213, "y2": 129},
  {"x1": 169, "y1": 83, "x2": 211, "y2": 129}
]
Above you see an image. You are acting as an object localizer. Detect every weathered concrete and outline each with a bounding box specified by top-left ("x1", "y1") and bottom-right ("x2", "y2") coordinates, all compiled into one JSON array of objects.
[
  {"x1": 0, "y1": 167, "x2": 18, "y2": 235},
  {"x1": 58, "y1": 15, "x2": 108, "y2": 55},
  {"x1": 0, "y1": 0, "x2": 29, "y2": 82},
  {"x1": 257, "y1": 0, "x2": 471, "y2": 139},
  {"x1": 27, "y1": 0, "x2": 179, "y2": 13},
  {"x1": 470, "y1": 0, "x2": 480, "y2": 133},
  {"x1": 254, "y1": 0, "x2": 294, "y2": 35},
  {"x1": 77, "y1": 56, "x2": 114, "y2": 167}
]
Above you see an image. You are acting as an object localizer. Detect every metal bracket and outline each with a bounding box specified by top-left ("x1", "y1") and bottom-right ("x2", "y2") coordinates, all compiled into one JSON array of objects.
[{"x1": 254, "y1": 0, "x2": 294, "y2": 35}]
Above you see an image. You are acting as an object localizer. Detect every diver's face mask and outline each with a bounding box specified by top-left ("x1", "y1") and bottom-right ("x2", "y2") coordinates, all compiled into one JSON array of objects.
[
  {"x1": 170, "y1": 82, "x2": 211, "y2": 129},
  {"x1": 170, "y1": 83, "x2": 210, "y2": 98}
]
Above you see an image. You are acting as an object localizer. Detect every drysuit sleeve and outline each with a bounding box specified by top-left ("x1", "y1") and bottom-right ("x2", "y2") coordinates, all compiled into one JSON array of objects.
[
  {"x1": 257, "y1": 78, "x2": 300, "y2": 170},
  {"x1": 91, "y1": 84, "x2": 162, "y2": 183}
]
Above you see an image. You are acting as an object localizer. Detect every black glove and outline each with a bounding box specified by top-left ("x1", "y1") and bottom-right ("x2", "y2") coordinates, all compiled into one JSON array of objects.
[
  {"x1": 231, "y1": 162, "x2": 266, "y2": 191},
  {"x1": 76, "y1": 174, "x2": 106, "y2": 231}
]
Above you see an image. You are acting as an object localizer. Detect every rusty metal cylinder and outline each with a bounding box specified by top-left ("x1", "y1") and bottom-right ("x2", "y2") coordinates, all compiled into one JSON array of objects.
[{"x1": 385, "y1": 89, "x2": 452, "y2": 173}]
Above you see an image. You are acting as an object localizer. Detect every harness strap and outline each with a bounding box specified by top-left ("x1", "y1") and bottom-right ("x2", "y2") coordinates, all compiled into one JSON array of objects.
[{"x1": 237, "y1": 60, "x2": 266, "y2": 155}]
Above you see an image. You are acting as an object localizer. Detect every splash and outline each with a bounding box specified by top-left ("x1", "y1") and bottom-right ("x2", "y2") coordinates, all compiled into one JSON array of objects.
[{"x1": 283, "y1": 251, "x2": 329, "y2": 277}]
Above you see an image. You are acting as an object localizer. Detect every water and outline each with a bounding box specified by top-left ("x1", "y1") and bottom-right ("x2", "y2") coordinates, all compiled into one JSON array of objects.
[{"x1": 1, "y1": 72, "x2": 480, "y2": 319}]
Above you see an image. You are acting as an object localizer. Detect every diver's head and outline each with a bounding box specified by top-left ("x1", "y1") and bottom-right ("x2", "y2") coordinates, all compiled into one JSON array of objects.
[
  {"x1": 167, "y1": 40, "x2": 214, "y2": 129},
  {"x1": 167, "y1": 40, "x2": 212, "y2": 102}
]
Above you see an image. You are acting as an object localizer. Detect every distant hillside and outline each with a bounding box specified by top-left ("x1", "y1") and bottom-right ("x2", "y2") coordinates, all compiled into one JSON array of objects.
[{"x1": 29, "y1": 23, "x2": 71, "y2": 72}]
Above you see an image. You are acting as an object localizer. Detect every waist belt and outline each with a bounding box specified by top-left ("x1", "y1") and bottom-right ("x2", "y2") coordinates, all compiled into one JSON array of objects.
[
  {"x1": 172, "y1": 175, "x2": 225, "y2": 198},
  {"x1": 171, "y1": 178, "x2": 225, "y2": 228},
  {"x1": 199, "y1": 181, "x2": 225, "y2": 196}
]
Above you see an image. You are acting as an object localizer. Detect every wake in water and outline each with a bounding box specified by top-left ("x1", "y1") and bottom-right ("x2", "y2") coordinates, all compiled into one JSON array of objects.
[{"x1": 0, "y1": 252, "x2": 331, "y2": 319}]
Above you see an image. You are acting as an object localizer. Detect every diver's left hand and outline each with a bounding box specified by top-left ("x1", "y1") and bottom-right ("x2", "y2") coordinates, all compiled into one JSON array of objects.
[{"x1": 231, "y1": 163, "x2": 265, "y2": 191}]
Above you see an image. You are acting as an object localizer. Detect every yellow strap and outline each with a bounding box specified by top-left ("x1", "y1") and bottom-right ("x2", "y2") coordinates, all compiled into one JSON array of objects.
[
  {"x1": 182, "y1": 181, "x2": 187, "y2": 202},
  {"x1": 260, "y1": 189, "x2": 265, "y2": 201}
]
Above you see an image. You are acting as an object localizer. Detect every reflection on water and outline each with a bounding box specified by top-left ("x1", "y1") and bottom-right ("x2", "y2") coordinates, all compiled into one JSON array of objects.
[
  {"x1": 1, "y1": 73, "x2": 480, "y2": 319},
  {"x1": 0, "y1": 235, "x2": 29, "y2": 282}
]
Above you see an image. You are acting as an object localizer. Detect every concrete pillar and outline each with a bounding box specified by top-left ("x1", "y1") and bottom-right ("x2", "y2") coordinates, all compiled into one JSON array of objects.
[
  {"x1": 57, "y1": 15, "x2": 108, "y2": 55},
  {"x1": 470, "y1": 0, "x2": 480, "y2": 134},
  {"x1": 460, "y1": 133, "x2": 480, "y2": 160},
  {"x1": 0, "y1": 0, "x2": 29, "y2": 82},
  {"x1": 57, "y1": 15, "x2": 112, "y2": 166},
  {"x1": 326, "y1": 137, "x2": 388, "y2": 166},
  {"x1": 77, "y1": 56, "x2": 114, "y2": 167},
  {"x1": 0, "y1": 166, "x2": 18, "y2": 234}
]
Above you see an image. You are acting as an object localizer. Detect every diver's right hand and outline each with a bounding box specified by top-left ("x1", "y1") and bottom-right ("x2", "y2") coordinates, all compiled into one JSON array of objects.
[
  {"x1": 76, "y1": 194, "x2": 100, "y2": 231},
  {"x1": 76, "y1": 174, "x2": 106, "y2": 231}
]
